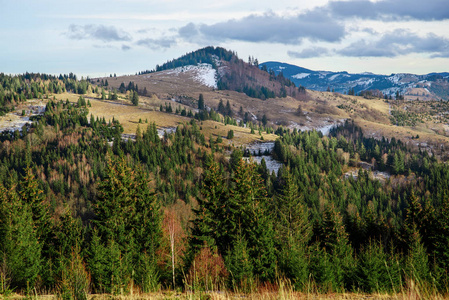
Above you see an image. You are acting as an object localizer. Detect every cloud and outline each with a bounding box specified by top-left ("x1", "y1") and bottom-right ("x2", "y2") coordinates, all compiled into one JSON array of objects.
[
  {"x1": 66, "y1": 24, "x2": 131, "y2": 42},
  {"x1": 337, "y1": 29, "x2": 449, "y2": 57},
  {"x1": 288, "y1": 47, "x2": 329, "y2": 58},
  {"x1": 121, "y1": 45, "x2": 131, "y2": 51},
  {"x1": 328, "y1": 0, "x2": 449, "y2": 21},
  {"x1": 179, "y1": 23, "x2": 199, "y2": 40},
  {"x1": 338, "y1": 40, "x2": 396, "y2": 57},
  {"x1": 136, "y1": 37, "x2": 177, "y2": 50},
  {"x1": 179, "y1": 11, "x2": 345, "y2": 45}
]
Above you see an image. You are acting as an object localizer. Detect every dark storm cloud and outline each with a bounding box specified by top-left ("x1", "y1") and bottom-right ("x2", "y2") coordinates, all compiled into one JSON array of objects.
[
  {"x1": 338, "y1": 29, "x2": 449, "y2": 57},
  {"x1": 136, "y1": 37, "x2": 177, "y2": 50},
  {"x1": 328, "y1": 0, "x2": 449, "y2": 21},
  {"x1": 288, "y1": 47, "x2": 329, "y2": 58},
  {"x1": 66, "y1": 24, "x2": 132, "y2": 42},
  {"x1": 179, "y1": 11, "x2": 345, "y2": 45}
]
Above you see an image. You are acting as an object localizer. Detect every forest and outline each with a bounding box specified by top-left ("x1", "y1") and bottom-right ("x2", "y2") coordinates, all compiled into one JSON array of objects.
[{"x1": 1, "y1": 73, "x2": 449, "y2": 299}]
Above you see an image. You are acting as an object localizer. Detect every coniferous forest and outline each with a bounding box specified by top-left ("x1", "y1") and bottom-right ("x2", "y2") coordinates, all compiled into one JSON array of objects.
[{"x1": 2, "y1": 73, "x2": 449, "y2": 298}]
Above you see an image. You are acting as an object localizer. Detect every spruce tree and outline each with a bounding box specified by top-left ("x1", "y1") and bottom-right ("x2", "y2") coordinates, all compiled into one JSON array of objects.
[
  {"x1": 198, "y1": 93, "x2": 204, "y2": 110},
  {"x1": 132, "y1": 91, "x2": 139, "y2": 106},
  {"x1": 225, "y1": 231, "x2": 254, "y2": 292},
  {"x1": 0, "y1": 189, "x2": 42, "y2": 290},
  {"x1": 316, "y1": 204, "x2": 355, "y2": 291},
  {"x1": 355, "y1": 241, "x2": 390, "y2": 293},
  {"x1": 189, "y1": 156, "x2": 227, "y2": 254},
  {"x1": 92, "y1": 156, "x2": 161, "y2": 292},
  {"x1": 406, "y1": 228, "x2": 431, "y2": 287},
  {"x1": 275, "y1": 168, "x2": 311, "y2": 288},
  {"x1": 18, "y1": 166, "x2": 51, "y2": 244},
  {"x1": 229, "y1": 159, "x2": 276, "y2": 282}
]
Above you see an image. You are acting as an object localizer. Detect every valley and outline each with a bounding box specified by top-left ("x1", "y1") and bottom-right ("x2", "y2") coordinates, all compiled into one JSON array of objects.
[{"x1": 1, "y1": 47, "x2": 449, "y2": 299}]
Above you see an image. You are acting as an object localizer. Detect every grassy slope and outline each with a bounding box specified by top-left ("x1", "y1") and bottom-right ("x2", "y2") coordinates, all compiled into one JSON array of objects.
[
  {"x1": 53, "y1": 92, "x2": 276, "y2": 146},
  {"x1": 69, "y1": 68, "x2": 449, "y2": 153}
]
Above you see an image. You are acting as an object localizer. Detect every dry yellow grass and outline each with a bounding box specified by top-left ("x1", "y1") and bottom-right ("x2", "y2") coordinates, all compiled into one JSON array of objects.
[
  {"x1": 52, "y1": 92, "x2": 273, "y2": 145},
  {"x1": 9, "y1": 290, "x2": 448, "y2": 300},
  {"x1": 199, "y1": 120, "x2": 277, "y2": 147},
  {"x1": 51, "y1": 76, "x2": 449, "y2": 153},
  {"x1": 54, "y1": 92, "x2": 190, "y2": 134},
  {"x1": 89, "y1": 71, "x2": 449, "y2": 150}
]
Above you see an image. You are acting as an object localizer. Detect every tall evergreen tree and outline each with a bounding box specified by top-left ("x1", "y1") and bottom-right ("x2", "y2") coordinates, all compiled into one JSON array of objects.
[
  {"x1": 92, "y1": 156, "x2": 161, "y2": 292},
  {"x1": 0, "y1": 188, "x2": 42, "y2": 290},
  {"x1": 198, "y1": 94, "x2": 205, "y2": 110},
  {"x1": 132, "y1": 91, "x2": 139, "y2": 106},
  {"x1": 18, "y1": 167, "x2": 51, "y2": 244},
  {"x1": 275, "y1": 167, "x2": 311, "y2": 288}
]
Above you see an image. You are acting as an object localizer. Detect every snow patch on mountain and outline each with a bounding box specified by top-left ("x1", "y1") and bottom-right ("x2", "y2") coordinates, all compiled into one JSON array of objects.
[
  {"x1": 352, "y1": 78, "x2": 375, "y2": 87},
  {"x1": 329, "y1": 74, "x2": 341, "y2": 81},
  {"x1": 164, "y1": 64, "x2": 217, "y2": 88},
  {"x1": 387, "y1": 74, "x2": 402, "y2": 84},
  {"x1": 293, "y1": 73, "x2": 310, "y2": 79}
]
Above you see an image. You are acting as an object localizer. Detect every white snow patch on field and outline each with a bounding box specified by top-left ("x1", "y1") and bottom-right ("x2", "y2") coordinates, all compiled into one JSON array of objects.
[
  {"x1": 164, "y1": 64, "x2": 217, "y2": 88},
  {"x1": 0, "y1": 102, "x2": 46, "y2": 133}
]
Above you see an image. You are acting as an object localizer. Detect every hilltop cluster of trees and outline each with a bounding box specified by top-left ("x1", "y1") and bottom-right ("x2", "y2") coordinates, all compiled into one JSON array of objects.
[
  {"x1": 156, "y1": 47, "x2": 236, "y2": 72},
  {"x1": 219, "y1": 62, "x2": 299, "y2": 100},
  {"x1": 0, "y1": 72, "x2": 94, "y2": 116}
]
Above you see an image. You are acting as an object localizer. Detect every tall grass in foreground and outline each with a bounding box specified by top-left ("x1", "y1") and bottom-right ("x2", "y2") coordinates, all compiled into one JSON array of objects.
[{"x1": 9, "y1": 278, "x2": 448, "y2": 299}]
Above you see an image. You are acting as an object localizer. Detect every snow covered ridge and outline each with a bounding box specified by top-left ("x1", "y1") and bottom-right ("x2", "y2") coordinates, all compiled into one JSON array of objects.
[{"x1": 164, "y1": 63, "x2": 218, "y2": 89}]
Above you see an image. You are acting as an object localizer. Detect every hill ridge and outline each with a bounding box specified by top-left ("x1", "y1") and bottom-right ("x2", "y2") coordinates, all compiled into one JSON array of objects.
[{"x1": 260, "y1": 61, "x2": 449, "y2": 100}]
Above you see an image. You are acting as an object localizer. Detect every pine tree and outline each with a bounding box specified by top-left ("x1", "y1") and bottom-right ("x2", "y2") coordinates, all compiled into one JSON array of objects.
[
  {"x1": 132, "y1": 91, "x2": 139, "y2": 106},
  {"x1": 229, "y1": 159, "x2": 276, "y2": 282},
  {"x1": 275, "y1": 167, "x2": 311, "y2": 244},
  {"x1": 406, "y1": 228, "x2": 431, "y2": 286},
  {"x1": 92, "y1": 156, "x2": 161, "y2": 292},
  {"x1": 190, "y1": 156, "x2": 227, "y2": 252},
  {"x1": 19, "y1": 166, "x2": 51, "y2": 244},
  {"x1": 0, "y1": 188, "x2": 42, "y2": 290},
  {"x1": 225, "y1": 231, "x2": 254, "y2": 292},
  {"x1": 355, "y1": 241, "x2": 390, "y2": 293},
  {"x1": 217, "y1": 99, "x2": 225, "y2": 114},
  {"x1": 88, "y1": 228, "x2": 107, "y2": 292},
  {"x1": 435, "y1": 198, "x2": 449, "y2": 269},
  {"x1": 198, "y1": 94, "x2": 204, "y2": 110},
  {"x1": 275, "y1": 168, "x2": 311, "y2": 288},
  {"x1": 317, "y1": 204, "x2": 355, "y2": 291},
  {"x1": 58, "y1": 245, "x2": 90, "y2": 300}
]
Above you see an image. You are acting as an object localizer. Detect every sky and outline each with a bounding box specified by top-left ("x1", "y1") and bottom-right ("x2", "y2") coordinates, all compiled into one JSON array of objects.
[{"x1": 1, "y1": 0, "x2": 448, "y2": 77}]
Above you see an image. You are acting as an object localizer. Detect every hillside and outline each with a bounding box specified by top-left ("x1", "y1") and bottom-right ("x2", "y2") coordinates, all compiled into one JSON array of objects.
[
  {"x1": 94, "y1": 52, "x2": 449, "y2": 159},
  {"x1": 261, "y1": 61, "x2": 449, "y2": 100},
  {"x1": 3, "y1": 51, "x2": 449, "y2": 299}
]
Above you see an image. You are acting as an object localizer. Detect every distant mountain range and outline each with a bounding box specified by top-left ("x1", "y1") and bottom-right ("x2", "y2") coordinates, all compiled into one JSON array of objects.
[{"x1": 260, "y1": 61, "x2": 449, "y2": 100}]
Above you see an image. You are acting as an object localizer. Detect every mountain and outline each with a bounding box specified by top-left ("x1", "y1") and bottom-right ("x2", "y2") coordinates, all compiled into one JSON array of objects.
[
  {"x1": 97, "y1": 47, "x2": 449, "y2": 154},
  {"x1": 260, "y1": 61, "x2": 449, "y2": 100}
]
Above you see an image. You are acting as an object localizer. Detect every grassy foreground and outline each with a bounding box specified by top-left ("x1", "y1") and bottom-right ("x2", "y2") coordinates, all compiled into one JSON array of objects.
[
  {"x1": 5, "y1": 290, "x2": 447, "y2": 300},
  {"x1": 5, "y1": 278, "x2": 447, "y2": 300}
]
